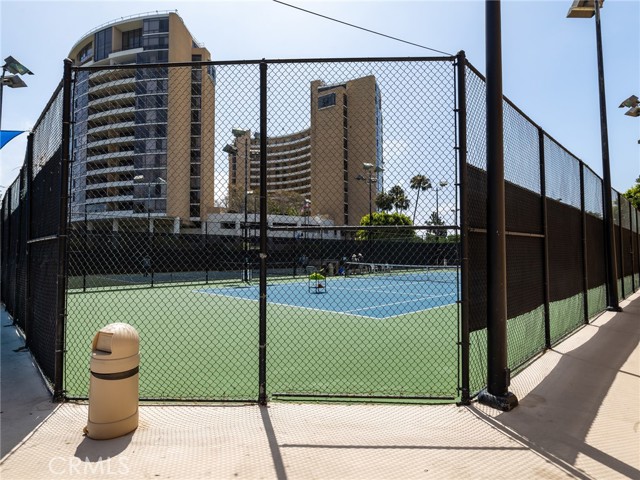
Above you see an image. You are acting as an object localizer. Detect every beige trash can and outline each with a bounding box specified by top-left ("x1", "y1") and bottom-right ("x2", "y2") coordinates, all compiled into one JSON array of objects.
[{"x1": 84, "y1": 323, "x2": 139, "y2": 440}]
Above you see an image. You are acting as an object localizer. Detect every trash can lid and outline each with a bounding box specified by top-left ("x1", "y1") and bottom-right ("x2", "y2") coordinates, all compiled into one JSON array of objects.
[{"x1": 92, "y1": 323, "x2": 139, "y2": 359}]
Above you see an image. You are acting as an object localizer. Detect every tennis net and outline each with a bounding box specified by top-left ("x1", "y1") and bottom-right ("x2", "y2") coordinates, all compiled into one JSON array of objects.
[{"x1": 344, "y1": 262, "x2": 459, "y2": 284}]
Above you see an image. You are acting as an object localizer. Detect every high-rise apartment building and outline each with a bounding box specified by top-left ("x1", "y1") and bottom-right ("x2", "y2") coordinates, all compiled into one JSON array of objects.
[
  {"x1": 68, "y1": 12, "x2": 215, "y2": 229},
  {"x1": 225, "y1": 75, "x2": 383, "y2": 226}
]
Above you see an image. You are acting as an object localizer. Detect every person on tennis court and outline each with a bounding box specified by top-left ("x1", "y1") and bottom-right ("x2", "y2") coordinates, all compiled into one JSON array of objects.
[{"x1": 142, "y1": 256, "x2": 151, "y2": 277}]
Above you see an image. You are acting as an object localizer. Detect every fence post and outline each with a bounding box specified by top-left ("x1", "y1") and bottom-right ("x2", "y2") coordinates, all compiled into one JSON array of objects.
[
  {"x1": 54, "y1": 58, "x2": 73, "y2": 401},
  {"x1": 258, "y1": 60, "x2": 268, "y2": 406},
  {"x1": 538, "y1": 129, "x2": 551, "y2": 347},
  {"x1": 617, "y1": 192, "x2": 625, "y2": 299},
  {"x1": 25, "y1": 133, "x2": 34, "y2": 343},
  {"x1": 630, "y1": 201, "x2": 635, "y2": 293},
  {"x1": 477, "y1": 0, "x2": 518, "y2": 411},
  {"x1": 455, "y1": 50, "x2": 470, "y2": 406},
  {"x1": 579, "y1": 163, "x2": 589, "y2": 323}
]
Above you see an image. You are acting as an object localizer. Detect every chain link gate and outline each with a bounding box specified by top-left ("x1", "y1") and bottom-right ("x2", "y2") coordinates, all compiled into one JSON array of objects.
[{"x1": 62, "y1": 57, "x2": 464, "y2": 402}]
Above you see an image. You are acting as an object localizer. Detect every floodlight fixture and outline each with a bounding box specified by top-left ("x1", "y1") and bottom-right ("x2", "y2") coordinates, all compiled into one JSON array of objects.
[
  {"x1": 566, "y1": 0, "x2": 604, "y2": 18},
  {"x1": 1, "y1": 75, "x2": 27, "y2": 88},
  {"x1": 362, "y1": 162, "x2": 374, "y2": 170},
  {"x1": 619, "y1": 95, "x2": 639, "y2": 109},
  {"x1": 222, "y1": 144, "x2": 238, "y2": 154},
  {"x1": 232, "y1": 127, "x2": 250, "y2": 138},
  {"x1": 625, "y1": 106, "x2": 640, "y2": 117},
  {"x1": 3, "y1": 56, "x2": 34, "y2": 76}
]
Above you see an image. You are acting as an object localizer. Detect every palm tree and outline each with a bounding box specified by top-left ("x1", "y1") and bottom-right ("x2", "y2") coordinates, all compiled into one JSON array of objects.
[
  {"x1": 375, "y1": 192, "x2": 394, "y2": 212},
  {"x1": 388, "y1": 185, "x2": 410, "y2": 213},
  {"x1": 410, "y1": 175, "x2": 432, "y2": 224}
]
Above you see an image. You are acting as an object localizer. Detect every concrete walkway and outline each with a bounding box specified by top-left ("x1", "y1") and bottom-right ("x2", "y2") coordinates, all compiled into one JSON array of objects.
[{"x1": 1, "y1": 293, "x2": 638, "y2": 479}]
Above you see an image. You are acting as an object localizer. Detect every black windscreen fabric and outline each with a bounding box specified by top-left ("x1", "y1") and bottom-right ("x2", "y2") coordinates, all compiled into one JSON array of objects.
[
  {"x1": 585, "y1": 214, "x2": 606, "y2": 290},
  {"x1": 546, "y1": 198, "x2": 584, "y2": 302},
  {"x1": 506, "y1": 182, "x2": 542, "y2": 235},
  {"x1": 506, "y1": 235, "x2": 544, "y2": 319},
  {"x1": 28, "y1": 240, "x2": 59, "y2": 383},
  {"x1": 468, "y1": 231, "x2": 486, "y2": 332},
  {"x1": 622, "y1": 228, "x2": 633, "y2": 281}
]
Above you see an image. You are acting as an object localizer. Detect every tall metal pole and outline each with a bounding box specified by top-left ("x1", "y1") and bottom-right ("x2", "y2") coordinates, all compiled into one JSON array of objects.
[
  {"x1": 368, "y1": 176, "x2": 372, "y2": 224},
  {"x1": 456, "y1": 50, "x2": 470, "y2": 405},
  {"x1": 54, "y1": 58, "x2": 73, "y2": 401},
  {"x1": 594, "y1": 0, "x2": 621, "y2": 311},
  {"x1": 0, "y1": 67, "x2": 6, "y2": 131},
  {"x1": 258, "y1": 61, "x2": 268, "y2": 406},
  {"x1": 478, "y1": 0, "x2": 518, "y2": 411},
  {"x1": 244, "y1": 136, "x2": 249, "y2": 283}
]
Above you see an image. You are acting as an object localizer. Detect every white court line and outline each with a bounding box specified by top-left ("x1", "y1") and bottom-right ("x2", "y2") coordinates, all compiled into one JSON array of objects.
[
  {"x1": 193, "y1": 287, "x2": 456, "y2": 320},
  {"x1": 343, "y1": 293, "x2": 454, "y2": 315}
]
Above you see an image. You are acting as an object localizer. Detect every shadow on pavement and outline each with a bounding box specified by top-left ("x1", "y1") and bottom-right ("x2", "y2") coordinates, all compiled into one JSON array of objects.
[{"x1": 471, "y1": 297, "x2": 640, "y2": 479}]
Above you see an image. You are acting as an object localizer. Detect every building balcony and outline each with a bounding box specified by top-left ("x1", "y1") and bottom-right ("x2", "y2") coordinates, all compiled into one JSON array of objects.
[
  {"x1": 88, "y1": 106, "x2": 135, "y2": 124},
  {"x1": 88, "y1": 76, "x2": 135, "y2": 98},
  {"x1": 87, "y1": 135, "x2": 136, "y2": 149},
  {"x1": 86, "y1": 165, "x2": 134, "y2": 176},
  {"x1": 86, "y1": 150, "x2": 134, "y2": 162},
  {"x1": 88, "y1": 121, "x2": 135, "y2": 136},
  {"x1": 88, "y1": 91, "x2": 136, "y2": 110}
]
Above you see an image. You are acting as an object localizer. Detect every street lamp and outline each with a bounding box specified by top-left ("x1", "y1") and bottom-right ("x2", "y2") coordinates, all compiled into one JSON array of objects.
[
  {"x1": 0, "y1": 56, "x2": 34, "y2": 131},
  {"x1": 134, "y1": 175, "x2": 166, "y2": 231},
  {"x1": 228, "y1": 128, "x2": 252, "y2": 282},
  {"x1": 567, "y1": 0, "x2": 620, "y2": 311},
  {"x1": 303, "y1": 198, "x2": 311, "y2": 239},
  {"x1": 434, "y1": 180, "x2": 449, "y2": 222},
  {"x1": 619, "y1": 95, "x2": 639, "y2": 118},
  {"x1": 356, "y1": 162, "x2": 384, "y2": 224}
]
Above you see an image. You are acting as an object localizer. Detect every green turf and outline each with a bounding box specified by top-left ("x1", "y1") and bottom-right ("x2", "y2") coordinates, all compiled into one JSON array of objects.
[{"x1": 65, "y1": 281, "x2": 460, "y2": 402}]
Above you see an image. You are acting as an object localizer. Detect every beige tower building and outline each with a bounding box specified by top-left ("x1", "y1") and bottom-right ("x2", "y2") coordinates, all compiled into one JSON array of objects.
[
  {"x1": 225, "y1": 75, "x2": 383, "y2": 226},
  {"x1": 68, "y1": 12, "x2": 215, "y2": 230}
]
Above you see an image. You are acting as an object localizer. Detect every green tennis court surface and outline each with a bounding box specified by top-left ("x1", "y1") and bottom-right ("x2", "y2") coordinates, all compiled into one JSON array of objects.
[{"x1": 64, "y1": 277, "x2": 460, "y2": 401}]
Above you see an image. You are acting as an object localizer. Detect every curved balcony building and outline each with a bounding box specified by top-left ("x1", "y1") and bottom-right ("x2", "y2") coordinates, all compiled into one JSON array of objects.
[
  {"x1": 225, "y1": 75, "x2": 383, "y2": 225},
  {"x1": 68, "y1": 12, "x2": 215, "y2": 230}
]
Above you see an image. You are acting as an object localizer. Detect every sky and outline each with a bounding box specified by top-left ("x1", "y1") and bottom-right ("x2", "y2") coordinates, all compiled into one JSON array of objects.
[{"x1": 0, "y1": 0, "x2": 638, "y2": 200}]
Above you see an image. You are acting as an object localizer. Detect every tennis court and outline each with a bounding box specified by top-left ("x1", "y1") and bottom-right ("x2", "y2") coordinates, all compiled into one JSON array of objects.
[
  {"x1": 195, "y1": 265, "x2": 459, "y2": 319},
  {"x1": 64, "y1": 265, "x2": 461, "y2": 401}
]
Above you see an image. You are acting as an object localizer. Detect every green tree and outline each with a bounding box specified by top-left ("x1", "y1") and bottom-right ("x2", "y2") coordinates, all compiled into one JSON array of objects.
[
  {"x1": 375, "y1": 192, "x2": 394, "y2": 212},
  {"x1": 388, "y1": 185, "x2": 410, "y2": 213},
  {"x1": 426, "y1": 211, "x2": 447, "y2": 240},
  {"x1": 624, "y1": 176, "x2": 640, "y2": 209},
  {"x1": 409, "y1": 175, "x2": 432, "y2": 224},
  {"x1": 356, "y1": 211, "x2": 418, "y2": 241}
]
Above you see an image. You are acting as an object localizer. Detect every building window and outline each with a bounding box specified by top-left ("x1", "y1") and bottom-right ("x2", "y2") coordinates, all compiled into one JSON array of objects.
[
  {"x1": 143, "y1": 18, "x2": 169, "y2": 35},
  {"x1": 318, "y1": 93, "x2": 336, "y2": 109},
  {"x1": 94, "y1": 27, "x2": 112, "y2": 61},
  {"x1": 78, "y1": 43, "x2": 93, "y2": 64},
  {"x1": 122, "y1": 28, "x2": 142, "y2": 50},
  {"x1": 142, "y1": 34, "x2": 169, "y2": 51}
]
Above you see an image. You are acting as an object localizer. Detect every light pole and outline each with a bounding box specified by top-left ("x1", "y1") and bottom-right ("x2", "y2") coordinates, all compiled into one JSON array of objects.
[
  {"x1": 567, "y1": 0, "x2": 620, "y2": 311},
  {"x1": 303, "y1": 198, "x2": 311, "y2": 239},
  {"x1": 228, "y1": 127, "x2": 251, "y2": 282},
  {"x1": 0, "y1": 56, "x2": 33, "y2": 131},
  {"x1": 434, "y1": 180, "x2": 449, "y2": 223},
  {"x1": 134, "y1": 175, "x2": 166, "y2": 231},
  {"x1": 356, "y1": 162, "x2": 384, "y2": 224}
]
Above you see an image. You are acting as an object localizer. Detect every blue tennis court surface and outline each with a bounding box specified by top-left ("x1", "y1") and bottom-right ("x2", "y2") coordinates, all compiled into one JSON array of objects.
[{"x1": 195, "y1": 275, "x2": 458, "y2": 319}]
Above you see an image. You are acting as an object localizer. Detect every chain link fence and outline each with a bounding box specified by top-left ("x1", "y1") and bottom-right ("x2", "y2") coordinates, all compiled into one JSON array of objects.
[{"x1": 1, "y1": 55, "x2": 638, "y2": 403}]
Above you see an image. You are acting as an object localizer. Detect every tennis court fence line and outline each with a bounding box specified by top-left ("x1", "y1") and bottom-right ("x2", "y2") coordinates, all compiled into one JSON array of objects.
[{"x1": 1, "y1": 55, "x2": 638, "y2": 404}]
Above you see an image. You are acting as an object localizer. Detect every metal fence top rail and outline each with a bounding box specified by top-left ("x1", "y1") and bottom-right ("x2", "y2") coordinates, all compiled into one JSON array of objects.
[{"x1": 72, "y1": 55, "x2": 456, "y2": 71}]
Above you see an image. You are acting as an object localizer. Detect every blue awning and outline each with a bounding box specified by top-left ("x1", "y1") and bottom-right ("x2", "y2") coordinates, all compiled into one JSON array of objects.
[{"x1": 0, "y1": 130, "x2": 25, "y2": 149}]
